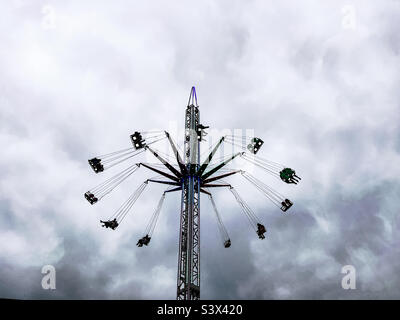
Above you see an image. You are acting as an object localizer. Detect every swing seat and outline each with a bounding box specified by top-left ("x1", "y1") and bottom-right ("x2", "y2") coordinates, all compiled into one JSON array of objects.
[
  {"x1": 137, "y1": 235, "x2": 151, "y2": 247},
  {"x1": 257, "y1": 223, "x2": 266, "y2": 239},
  {"x1": 247, "y1": 138, "x2": 264, "y2": 154},
  {"x1": 280, "y1": 199, "x2": 293, "y2": 212},
  {"x1": 280, "y1": 168, "x2": 300, "y2": 184},
  {"x1": 100, "y1": 218, "x2": 119, "y2": 230},
  {"x1": 130, "y1": 132, "x2": 146, "y2": 150},
  {"x1": 84, "y1": 191, "x2": 98, "y2": 204},
  {"x1": 88, "y1": 158, "x2": 104, "y2": 173}
]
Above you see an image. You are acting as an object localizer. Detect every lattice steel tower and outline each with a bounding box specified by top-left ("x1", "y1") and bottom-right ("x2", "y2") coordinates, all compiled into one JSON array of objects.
[
  {"x1": 84, "y1": 86, "x2": 301, "y2": 300},
  {"x1": 177, "y1": 88, "x2": 201, "y2": 299}
]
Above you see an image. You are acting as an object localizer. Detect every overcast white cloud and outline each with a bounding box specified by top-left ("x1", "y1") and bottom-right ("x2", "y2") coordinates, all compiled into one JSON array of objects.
[{"x1": 0, "y1": 0, "x2": 400, "y2": 299}]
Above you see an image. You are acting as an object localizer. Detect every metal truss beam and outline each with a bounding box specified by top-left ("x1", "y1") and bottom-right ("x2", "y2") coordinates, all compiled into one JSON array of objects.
[
  {"x1": 165, "y1": 131, "x2": 188, "y2": 175},
  {"x1": 201, "y1": 152, "x2": 242, "y2": 181},
  {"x1": 147, "y1": 179, "x2": 180, "y2": 186},
  {"x1": 145, "y1": 145, "x2": 182, "y2": 178},
  {"x1": 165, "y1": 186, "x2": 182, "y2": 193},
  {"x1": 199, "y1": 188, "x2": 211, "y2": 196},
  {"x1": 202, "y1": 184, "x2": 232, "y2": 188},
  {"x1": 202, "y1": 170, "x2": 240, "y2": 184},
  {"x1": 139, "y1": 163, "x2": 179, "y2": 182},
  {"x1": 196, "y1": 136, "x2": 225, "y2": 177}
]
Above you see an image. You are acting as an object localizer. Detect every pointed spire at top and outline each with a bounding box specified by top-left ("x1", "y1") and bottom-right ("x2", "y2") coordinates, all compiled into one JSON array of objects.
[{"x1": 187, "y1": 86, "x2": 198, "y2": 107}]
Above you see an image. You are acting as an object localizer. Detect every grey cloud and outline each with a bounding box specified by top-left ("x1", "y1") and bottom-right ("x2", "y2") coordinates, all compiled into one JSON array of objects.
[{"x1": 0, "y1": 0, "x2": 400, "y2": 300}]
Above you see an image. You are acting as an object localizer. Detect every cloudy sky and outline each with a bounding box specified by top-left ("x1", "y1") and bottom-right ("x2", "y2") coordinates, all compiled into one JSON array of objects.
[{"x1": 1, "y1": 0, "x2": 400, "y2": 299}]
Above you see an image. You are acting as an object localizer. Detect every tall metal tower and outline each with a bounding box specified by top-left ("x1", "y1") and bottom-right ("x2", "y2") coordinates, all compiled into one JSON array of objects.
[
  {"x1": 177, "y1": 88, "x2": 201, "y2": 299},
  {"x1": 84, "y1": 87, "x2": 301, "y2": 300}
]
